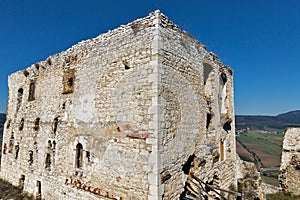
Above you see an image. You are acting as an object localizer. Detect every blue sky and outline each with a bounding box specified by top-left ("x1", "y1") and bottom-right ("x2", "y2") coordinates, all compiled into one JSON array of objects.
[{"x1": 0, "y1": 0, "x2": 299, "y2": 115}]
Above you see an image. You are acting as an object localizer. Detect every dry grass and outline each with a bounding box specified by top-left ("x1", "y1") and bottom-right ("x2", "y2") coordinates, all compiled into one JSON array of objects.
[{"x1": 0, "y1": 178, "x2": 34, "y2": 200}]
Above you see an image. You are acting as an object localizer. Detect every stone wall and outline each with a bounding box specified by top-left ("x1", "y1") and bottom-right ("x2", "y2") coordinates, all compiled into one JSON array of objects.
[
  {"x1": 1, "y1": 10, "x2": 237, "y2": 200},
  {"x1": 157, "y1": 13, "x2": 237, "y2": 199},
  {"x1": 279, "y1": 128, "x2": 300, "y2": 195}
]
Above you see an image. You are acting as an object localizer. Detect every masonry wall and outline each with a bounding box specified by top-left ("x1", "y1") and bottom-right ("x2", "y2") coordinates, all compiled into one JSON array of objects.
[
  {"x1": 157, "y1": 14, "x2": 237, "y2": 199},
  {"x1": 279, "y1": 128, "x2": 300, "y2": 195},
  {"x1": 1, "y1": 12, "x2": 160, "y2": 200},
  {"x1": 1, "y1": 10, "x2": 237, "y2": 200}
]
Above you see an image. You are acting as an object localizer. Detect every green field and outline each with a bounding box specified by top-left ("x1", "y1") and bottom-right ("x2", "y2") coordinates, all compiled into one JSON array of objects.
[
  {"x1": 236, "y1": 131, "x2": 283, "y2": 167},
  {"x1": 261, "y1": 170, "x2": 280, "y2": 186}
]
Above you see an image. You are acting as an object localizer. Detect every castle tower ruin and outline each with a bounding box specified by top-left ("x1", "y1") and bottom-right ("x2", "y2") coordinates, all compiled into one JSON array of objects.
[{"x1": 1, "y1": 10, "x2": 237, "y2": 200}]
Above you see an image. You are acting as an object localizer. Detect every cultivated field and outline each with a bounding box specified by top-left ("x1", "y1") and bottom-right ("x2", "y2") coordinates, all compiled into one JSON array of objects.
[{"x1": 236, "y1": 131, "x2": 283, "y2": 167}]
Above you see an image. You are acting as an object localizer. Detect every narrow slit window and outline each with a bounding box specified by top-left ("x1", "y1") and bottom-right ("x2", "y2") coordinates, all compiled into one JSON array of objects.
[
  {"x1": 45, "y1": 154, "x2": 51, "y2": 169},
  {"x1": 34, "y1": 118, "x2": 40, "y2": 131},
  {"x1": 86, "y1": 151, "x2": 90, "y2": 162},
  {"x1": 75, "y1": 143, "x2": 83, "y2": 168},
  {"x1": 53, "y1": 117, "x2": 58, "y2": 134},
  {"x1": 220, "y1": 140, "x2": 225, "y2": 161},
  {"x1": 28, "y1": 81, "x2": 35, "y2": 101},
  {"x1": 15, "y1": 143, "x2": 20, "y2": 159},
  {"x1": 19, "y1": 118, "x2": 24, "y2": 131},
  {"x1": 206, "y1": 113, "x2": 212, "y2": 129},
  {"x1": 29, "y1": 150, "x2": 33, "y2": 165},
  {"x1": 36, "y1": 181, "x2": 42, "y2": 200}
]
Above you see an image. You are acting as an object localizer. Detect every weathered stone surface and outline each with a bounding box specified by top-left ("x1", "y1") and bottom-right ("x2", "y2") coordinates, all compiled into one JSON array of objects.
[
  {"x1": 236, "y1": 157, "x2": 264, "y2": 199},
  {"x1": 279, "y1": 128, "x2": 300, "y2": 195},
  {"x1": 0, "y1": 10, "x2": 237, "y2": 200}
]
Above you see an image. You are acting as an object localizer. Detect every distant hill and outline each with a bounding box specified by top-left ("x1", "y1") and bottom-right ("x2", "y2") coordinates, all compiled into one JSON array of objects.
[
  {"x1": 236, "y1": 110, "x2": 300, "y2": 132},
  {"x1": 276, "y1": 110, "x2": 300, "y2": 123}
]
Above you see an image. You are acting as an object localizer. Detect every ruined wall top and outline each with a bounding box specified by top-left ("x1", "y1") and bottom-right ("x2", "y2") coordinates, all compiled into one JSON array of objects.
[
  {"x1": 282, "y1": 128, "x2": 300, "y2": 151},
  {"x1": 10, "y1": 10, "x2": 231, "y2": 81}
]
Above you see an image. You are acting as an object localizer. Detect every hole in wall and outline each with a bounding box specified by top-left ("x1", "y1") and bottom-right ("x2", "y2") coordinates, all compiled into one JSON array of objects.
[
  {"x1": 182, "y1": 154, "x2": 195, "y2": 175},
  {"x1": 206, "y1": 113, "x2": 212, "y2": 129},
  {"x1": 123, "y1": 61, "x2": 130, "y2": 70},
  {"x1": 223, "y1": 121, "x2": 232, "y2": 132}
]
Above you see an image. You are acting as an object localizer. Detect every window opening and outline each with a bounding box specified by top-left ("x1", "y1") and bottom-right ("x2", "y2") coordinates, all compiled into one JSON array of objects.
[
  {"x1": 15, "y1": 143, "x2": 20, "y2": 159},
  {"x1": 45, "y1": 154, "x2": 51, "y2": 169},
  {"x1": 223, "y1": 121, "x2": 232, "y2": 132},
  {"x1": 123, "y1": 61, "x2": 130, "y2": 70},
  {"x1": 48, "y1": 140, "x2": 52, "y2": 149},
  {"x1": 203, "y1": 63, "x2": 214, "y2": 101},
  {"x1": 8, "y1": 134, "x2": 14, "y2": 153},
  {"x1": 75, "y1": 143, "x2": 83, "y2": 168},
  {"x1": 19, "y1": 118, "x2": 24, "y2": 131},
  {"x1": 34, "y1": 118, "x2": 40, "y2": 131},
  {"x1": 53, "y1": 117, "x2": 58, "y2": 134},
  {"x1": 19, "y1": 175, "x2": 25, "y2": 190},
  {"x1": 62, "y1": 102, "x2": 66, "y2": 110},
  {"x1": 23, "y1": 70, "x2": 29, "y2": 77},
  {"x1": 29, "y1": 150, "x2": 33, "y2": 165},
  {"x1": 7, "y1": 119, "x2": 11, "y2": 129},
  {"x1": 63, "y1": 69, "x2": 75, "y2": 94},
  {"x1": 3, "y1": 143, "x2": 7, "y2": 154},
  {"x1": 86, "y1": 151, "x2": 90, "y2": 162},
  {"x1": 206, "y1": 113, "x2": 212, "y2": 129},
  {"x1": 17, "y1": 88, "x2": 23, "y2": 111},
  {"x1": 28, "y1": 81, "x2": 35, "y2": 101},
  {"x1": 220, "y1": 140, "x2": 225, "y2": 161},
  {"x1": 67, "y1": 77, "x2": 73, "y2": 87},
  {"x1": 52, "y1": 141, "x2": 56, "y2": 150},
  {"x1": 220, "y1": 73, "x2": 227, "y2": 84},
  {"x1": 36, "y1": 181, "x2": 42, "y2": 200},
  {"x1": 47, "y1": 58, "x2": 52, "y2": 65}
]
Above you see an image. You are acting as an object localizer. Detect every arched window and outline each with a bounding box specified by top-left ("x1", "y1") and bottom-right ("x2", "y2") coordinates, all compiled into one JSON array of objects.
[{"x1": 75, "y1": 143, "x2": 83, "y2": 168}]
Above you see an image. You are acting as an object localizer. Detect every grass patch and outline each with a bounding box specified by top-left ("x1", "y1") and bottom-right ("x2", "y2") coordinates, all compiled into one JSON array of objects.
[
  {"x1": 266, "y1": 193, "x2": 300, "y2": 200},
  {"x1": 261, "y1": 174, "x2": 279, "y2": 186}
]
